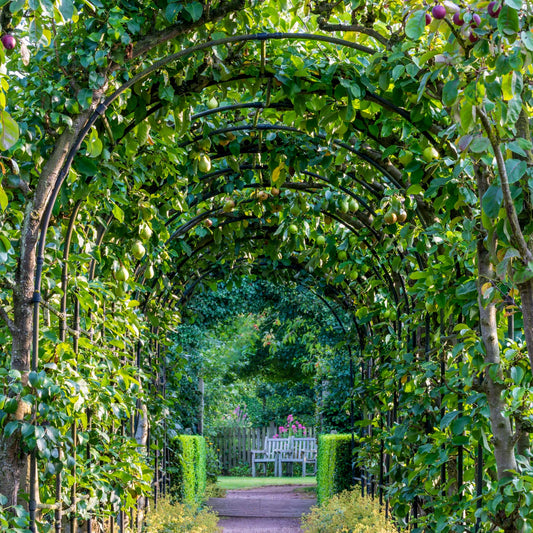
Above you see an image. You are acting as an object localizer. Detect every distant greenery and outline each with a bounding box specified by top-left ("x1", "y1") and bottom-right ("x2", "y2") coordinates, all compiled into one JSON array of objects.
[{"x1": 170, "y1": 279, "x2": 355, "y2": 435}]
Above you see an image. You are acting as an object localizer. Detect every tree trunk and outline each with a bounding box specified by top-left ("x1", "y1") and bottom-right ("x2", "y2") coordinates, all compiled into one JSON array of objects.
[
  {"x1": 475, "y1": 163, "x2": 521, "y2": 531},
  {"x1": 519, "y1": 279, "x2": 533, "y2": 373},
  {"x1": 0, "y1": 108, "x2": 96, "y2": 506}
]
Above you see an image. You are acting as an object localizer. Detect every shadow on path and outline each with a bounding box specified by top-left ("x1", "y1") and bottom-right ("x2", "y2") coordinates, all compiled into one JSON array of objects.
[{"x1": 208, "y1": 484, "x2": 317, "y2": 533}]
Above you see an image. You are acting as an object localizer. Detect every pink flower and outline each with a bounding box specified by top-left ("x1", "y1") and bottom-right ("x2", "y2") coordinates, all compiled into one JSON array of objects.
[
  {"x1": 279, "y1": 426, "x2": 285, "y2": 433},
  {"x1": 273, "y1": 434, "x2": 279, "y2": 438},
  {"x1": 287, "y1": 414, "x2": 294, "y2": 422},
  {"x1": 292, "y1": 424, "x2": 297, "y2": 431}
]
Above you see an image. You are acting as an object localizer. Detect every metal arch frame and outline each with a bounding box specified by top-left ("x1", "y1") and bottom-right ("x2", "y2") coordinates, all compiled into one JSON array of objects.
[
  {"x1": 144, "y1": 203, "x2": 406, "y2": 312},
  {"x1": 26, "y1": 30, "x2": 453, "y2": 532},
  {"x1": 32, "y1": 32, "x2": 383, "y2": 358}
]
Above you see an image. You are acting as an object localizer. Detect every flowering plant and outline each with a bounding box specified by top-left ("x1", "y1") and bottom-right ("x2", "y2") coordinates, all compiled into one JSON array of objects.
[
  {"x1": 273, "y1": 414, "x2": 307, "y2": 438},
  {"x1": 220, "y1": 404, "x2": 251, "y2": 428}
]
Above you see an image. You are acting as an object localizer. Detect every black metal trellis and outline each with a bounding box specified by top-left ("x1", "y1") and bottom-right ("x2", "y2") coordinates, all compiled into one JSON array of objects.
[{"x1": 24, "y1": 29, "x2": 451, "y2": 533}]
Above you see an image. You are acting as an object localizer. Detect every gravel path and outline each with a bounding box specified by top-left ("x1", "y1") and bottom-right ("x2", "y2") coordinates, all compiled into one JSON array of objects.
[{"x1": 207, "y1": 485, "x2": 316, "y2": 533}]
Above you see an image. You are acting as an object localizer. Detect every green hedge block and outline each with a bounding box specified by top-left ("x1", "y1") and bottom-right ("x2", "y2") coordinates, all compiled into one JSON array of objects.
[
  {"x1": 316, "y1": 434, "x2": 354, "y2": 505},
  {"x1": 174, "y1": 435, "x2": 207, "y2": 504}
]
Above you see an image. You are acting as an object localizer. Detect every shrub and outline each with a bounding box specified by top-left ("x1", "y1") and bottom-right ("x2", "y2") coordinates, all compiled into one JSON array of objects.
[
  {"x1": 228, "y1": 461, "x2": 252, "y2": 477},
  {"x1": 316, "y1": 434, "x2": 353, "y2": 504},
  {"x1": 144, "y1": 497, "x2": 220, "y2": 533},
  {"x1": 205, "y1": 439, "x2": 222, "y2": 483},
  {"x1": 171, "y1": 435, "x2": 207, "y2": 504},
  {"x1": 302, "y1": 488, "x2": 396, "y2": 533}
]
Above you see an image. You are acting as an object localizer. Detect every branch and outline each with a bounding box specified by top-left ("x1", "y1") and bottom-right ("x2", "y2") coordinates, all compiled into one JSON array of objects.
[
  {"x1": 40, "y1": 299, "x2": 92, "y2": 338},
  {"x1": 0, "y1": 304, "x2": 15, "y2": 334},
  {"x1": 317, "y1": 21, "x2": 389, "y2": 47},
  {"x1": 3, "y1": 176, "x2": 30, "y2": 196},
  {"x1": 129, "y1": 0, "x2": 246, "y2": 62},
  {"x1": 477, "y1": 106, "x2": 533, "y2": 263}
]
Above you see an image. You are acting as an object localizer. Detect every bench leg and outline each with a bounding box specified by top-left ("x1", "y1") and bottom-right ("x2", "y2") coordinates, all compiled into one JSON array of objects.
[
  {"x1": 303, "y1": 461, "x2": 306, "y2": 477},
  {"x1": 252, "y1": 461, "x2": 256, "y2": 477}
]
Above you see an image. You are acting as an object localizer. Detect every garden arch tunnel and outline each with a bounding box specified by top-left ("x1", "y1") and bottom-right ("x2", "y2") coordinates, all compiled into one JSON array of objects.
[{"x1": 1, "y1": 22, "x2": 501, "y2": 533}]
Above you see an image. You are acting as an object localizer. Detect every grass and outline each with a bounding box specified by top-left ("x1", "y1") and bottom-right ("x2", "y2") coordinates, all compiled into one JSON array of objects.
[{"x1": 217, "y1": 476, "x2": 317, "y2": 490}]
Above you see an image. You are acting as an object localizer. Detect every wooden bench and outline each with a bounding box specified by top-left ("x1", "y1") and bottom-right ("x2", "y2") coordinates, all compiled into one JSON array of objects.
[
  {"x1": 251, "y1": 437, "x2": 292, "y2": 477},
  {"x1": 252, "y1": 436, "x2": 318, "y2": 477},
  {"x1": 280, "y1": 437, "x2": 317, "y2": 477}
]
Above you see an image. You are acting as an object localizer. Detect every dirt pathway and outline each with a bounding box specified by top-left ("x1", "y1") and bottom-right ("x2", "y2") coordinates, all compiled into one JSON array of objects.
[{"x1": 207, "y1": 485, "x2": 316, "y2": 533}]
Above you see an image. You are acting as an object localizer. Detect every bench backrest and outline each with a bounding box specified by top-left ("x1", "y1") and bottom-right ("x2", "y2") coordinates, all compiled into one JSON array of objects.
[
  {"x1": 292, "y1": 437, "x2": 318, "y2": 459},
  {"x1": 263, "y1": 436, "x2": 292, "y2": 458}
]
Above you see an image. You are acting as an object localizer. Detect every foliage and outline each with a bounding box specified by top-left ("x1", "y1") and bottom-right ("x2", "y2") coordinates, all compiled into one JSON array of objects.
[
  {"x1": 169, "y1": 436, "x2": 207, "y2": 505},
  {"x1": 144, "y1": 497, "x2": 220, "y2": 533},
  {"x1": 228, "y1": 461, "x2": 252, "y2": 477},
  {"x1": 0, "y1": 0, "x2": 533, "y2": 531},
  {"x1": 302, "y1": 488, "x2": 397, "y2": 533},
  {"x1": 205, "y1": 439, "x2": 222, "y2": 484},
  {"x1": 316, "y1": 434, "x2": 354, "y2": 505}
]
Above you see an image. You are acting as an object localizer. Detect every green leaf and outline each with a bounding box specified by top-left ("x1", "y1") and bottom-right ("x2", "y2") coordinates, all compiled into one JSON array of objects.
[
  {"x1": 165, "y1": 2, "x2": 182, "y2": 22},
  {"x1": 505, "y1": 159, "x2": 527, "y2": 184},
  {"x1": 137, "y1": 121, "x2": 151, "y2": 146},
  {"x1": 36, "y1": 437, "x2": 47, "y2": 453},
  {"x1": 405, "y1": 10, "x2": 426, "y2": 40},
  {"x1": 406, "y1": 184, "x2": 424, "y2": 195},
  {"x1": 498, "y1": 5, "x2": 519, "y2": 35},
  {"x1": 521, "y1": 30, "x2": 533, "y2": 51},
  {"x1": 185, "y1": 1, "x2": 203, "y2": 22},
  {"x1": 9, "y1": 0, "x2": 24, "y2": 13},
  {"x1": 0, "y1": 183, "x2": 7, "y2": 211},
  {"x1": 0, "y1": 110, "x2": 19, "y2": 151},
  {"x1": 505, "y1": 0, "x2": 522, "y2": 10},
  {"x1": 442, "y1": 78, "x2": 460, "y2": 107},
  {"x1": 470, "y1": 136, "x2": 490, "y2": 154},
  {"x1": 511, "y1": 366, "x2": 525, "y2": 385},
  {"x1": 482, "y1": 185, "x2": 503, "y2": 218},
  {"x1": 77, "y1": 88, "x2": 93, "y2": 110},
  {"x1": 4, "y1": 420, "x2": 19, "y2": 437},
  {"x1": 460, "y1": 101, "x2": 474, "y2": 132},
  {"x1": 451, "y1": 415, "x2": 470, "y2": 435},
  {"x1": 440, "y1": 410, "x2": 459, "y2": 429},
  {"x1": 21, "y1": 422, "x2": 34, "y2": 439},
  {"x1": 505, "y1": 97, "x2": 522, "y2": 126},
  {"x1": 112, "y1": 203, "x2": 124, "y2": 222},
  {"x1": 59, "y1": 0, "x2": 74, "y2": 20}
]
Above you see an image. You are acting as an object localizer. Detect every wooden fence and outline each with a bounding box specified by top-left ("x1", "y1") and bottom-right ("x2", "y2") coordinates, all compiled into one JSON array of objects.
[{"x1": 213, "y1": 425, "x2": 317, "y2": 474}]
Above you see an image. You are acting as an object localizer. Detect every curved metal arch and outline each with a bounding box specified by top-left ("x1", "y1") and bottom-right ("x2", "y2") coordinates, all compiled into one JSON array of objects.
[
  {"x1": 33, "y1": 32, "x2": 379, "y2": 316},
  {"x1": 25, "y1": 31, "x2": 446, "y2": 532},
  {"x1": 145, "y1": 209, "x2": 405, "y2": 322},
  {"x1": 181, "y1": 122, "x2": 404, "y2": 189}
]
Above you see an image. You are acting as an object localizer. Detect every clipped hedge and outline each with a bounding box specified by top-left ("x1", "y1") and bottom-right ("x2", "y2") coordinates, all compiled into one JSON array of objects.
[
  {"x1": 317, "y1": 434, "x2": 354, "y2": 504},
  {"x1": 173, "y1": 435, "x2": 207, "y2": 504}
]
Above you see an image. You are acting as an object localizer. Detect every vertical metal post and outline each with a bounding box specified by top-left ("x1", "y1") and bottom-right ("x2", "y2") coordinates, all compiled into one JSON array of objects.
[
  {"x1": 120, "y1": 421, "x2": 125, "y2": 533},
  {"x1": 458, "y1": 352, "x2": 464, "y2": 502},
  {"x1": 474, "y1": 439, "x2": 483, "y2": 532},
  {"x1": 70, "y1": 294, "x2": 80, "y2": 533},
  {"x1": 86, "y1": 409, "x2": 92, "y2": 533}
]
